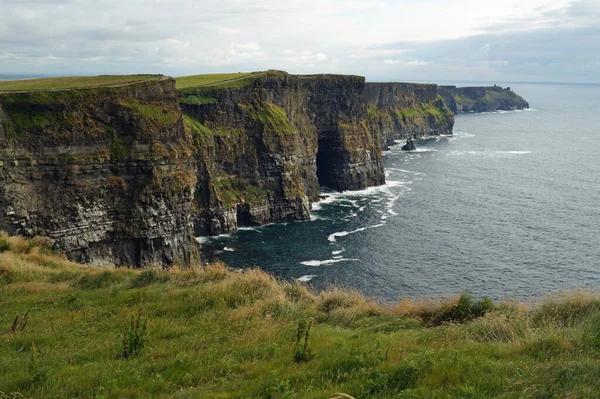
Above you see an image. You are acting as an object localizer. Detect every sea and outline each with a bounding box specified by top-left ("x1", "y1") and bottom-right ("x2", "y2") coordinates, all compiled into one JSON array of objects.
[{"x1": 199, "y1": 82, "x2": 600, "y2": 301}]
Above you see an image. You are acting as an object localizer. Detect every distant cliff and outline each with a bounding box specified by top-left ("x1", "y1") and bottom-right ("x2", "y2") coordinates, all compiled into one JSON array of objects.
[
  {"x1": 437, "y1": 85, "x2": 529, "y2": 114},
  {"x1": 0, "y1": 78, "x2": 198, "y2": 267},
  {"x1": 366, "y1": 83, "x2": 454, "y2": 148},
  {"x1": 179, "y1": 71, "x2": 385, "y2": 235}
]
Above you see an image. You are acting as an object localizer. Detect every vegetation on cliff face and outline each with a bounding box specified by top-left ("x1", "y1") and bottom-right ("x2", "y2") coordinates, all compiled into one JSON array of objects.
[{"x1": 2, "y1": 234, "x2": 600, "y2": 398}]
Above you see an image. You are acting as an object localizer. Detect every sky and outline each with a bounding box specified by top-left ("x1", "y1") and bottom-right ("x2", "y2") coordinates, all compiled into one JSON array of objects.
[{"x1": 0, "y1": 0, "x2": 599, "y2": 83}]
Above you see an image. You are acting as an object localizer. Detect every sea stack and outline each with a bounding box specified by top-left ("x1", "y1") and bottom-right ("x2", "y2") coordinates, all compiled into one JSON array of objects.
[{"x1": 401, "y1": 137, "x2": 417, "y2": 151}]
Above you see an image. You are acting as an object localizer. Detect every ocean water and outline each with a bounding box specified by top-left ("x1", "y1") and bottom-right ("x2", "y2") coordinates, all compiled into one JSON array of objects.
[{"x1": 200, "y1": 83, "x2": 600, "y2": 301}]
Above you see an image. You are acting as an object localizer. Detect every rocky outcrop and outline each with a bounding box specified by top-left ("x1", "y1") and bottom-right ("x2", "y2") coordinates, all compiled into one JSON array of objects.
[
  {"x1": 0, "y1": 78, "x2": 199, "y2": 267},
  {"x1": 179, "y1": 71, "x2": 385, "y2": 235},
  {"x1": 365, "y1": 83, "x2": 454, "y2": 149},
  {"x1": 401, "y1": 137, "x2": 416, "y2": 151},
  {"x1": 437, "y1": 85, "x2": 529, "y2": 114}
]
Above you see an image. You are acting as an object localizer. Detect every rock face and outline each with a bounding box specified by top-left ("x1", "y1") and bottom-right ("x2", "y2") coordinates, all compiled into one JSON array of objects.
[
  {"x1": 365, "y1": 83, "x2": 454, "y2": 149},
  {"x1": 0, "y1": 78, "x2": 199, "y2": 267},
  {"x1": 179, "y1": 72, "x2": 385, "y2": 235},
  {"x1": 437, "y1": 85, "x2": 530, "y2": 114},
  {"x1": 401, "y1": 137, "x2": 416, "y2": 151}
]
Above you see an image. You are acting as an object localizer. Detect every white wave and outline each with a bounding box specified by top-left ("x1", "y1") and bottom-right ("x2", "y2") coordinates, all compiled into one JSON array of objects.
[
  {"x1": 414, "y1": 148, "x2": 437, "y2": 152},
  {"x1": 328, "y1": 231, "x2": 349, "y2": 242},
  {"x1": 224, "y1": 247, "x2": 235, "y2": 252},
  {"x1": 297, "y1": 275, "x2": 316, "y2": 282},
  {"x1": 387, "y1": 168, "x2": 423, "y2": 175},
  {"x1": 496, "y1": 151, "x2": 531, "y2": 154},
  {"x1": 328, "y1": 223, "x2": 386, "y2": 243},
  {"x1": 332, "y1": 250, "x2": 345, "y2": 255},
  {"x1": 195, "y1": 237, "x2": 210, "y2": 244},
  {"x1": 238, "y1": 226, "x2": 261, "y2": 232},
  {"x1": 333, "y1": 255, "x2": 343, "y2": 259},
  {"x1": 300, "y1": 258, "x2": 360, "y2": 266},
  {"x1": 524, "y1": 108, "x2": 537, "y2": 112},
  {"x1": 358, "y1": 206, "x2": 366, "y2": 212},
  {"x1": 310, "y1": 213, "x2": 329, "y2": 221}
]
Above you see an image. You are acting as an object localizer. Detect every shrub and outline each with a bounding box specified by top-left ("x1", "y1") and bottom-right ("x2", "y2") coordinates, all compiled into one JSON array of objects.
[
  {"x1": 293, "y1": 319, "x2": 313, "y2": 363},
  {"x1": 427, "y1": 293, "x2": 494, "y2": 326},
  {"x1": 0, "y1": 238, "x2": 10, "y2": 253},
  {"x1": 118, "y1": 313, "x2": 147, "y2": 359},
  {"x1": 129, "y1": 269, "x2": 170, "y2": 288}
]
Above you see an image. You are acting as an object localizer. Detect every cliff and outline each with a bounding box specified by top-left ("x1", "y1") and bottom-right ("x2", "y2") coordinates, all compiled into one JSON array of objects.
[
  {"x1": 365, "y1": 83, "x2": 454, "y2": 148},
  {"x1": 437, "y1": 85, "x2": 529, "y2": 114},
  {"x1": 179, "y1": 71, "x2": 385, "y2": 235},
  {"x1": 0, "y1": 77, "x2": 199, "y2": 267}
]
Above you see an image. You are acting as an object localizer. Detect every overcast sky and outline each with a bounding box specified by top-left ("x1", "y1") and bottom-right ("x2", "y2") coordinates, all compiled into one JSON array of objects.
[{"x1": 0, "y1": 0, "x2": 598, "y2": 83}]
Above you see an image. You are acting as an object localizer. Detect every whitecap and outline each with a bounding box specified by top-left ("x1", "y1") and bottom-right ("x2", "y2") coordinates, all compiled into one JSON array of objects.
[
  {"x1": 238, "y1": 226, "x2": 261, "y2": 232},
  {"x1": 300, "y1": 258, "x2": 360, "y2": 266},
  {"x1": 297, "y1": 275, "x2": 316, "y2": 282},
  {"x1": 327, "y1": 223, "x2": 386, "y2": 243},
  {"x1": 496, "y1": 151, "x2": 532, "y2": 154},
  {"x1": 332, "y1": 250, "x2": 345, "y2": 255},
  {"x1": 224, "y1": 247, "x2": 235, "y2": 252}
]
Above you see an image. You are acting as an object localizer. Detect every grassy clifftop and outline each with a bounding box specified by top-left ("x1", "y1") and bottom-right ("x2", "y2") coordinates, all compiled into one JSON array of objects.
[
  {"x1": 2, "y1": 234, "x2": 600, "y2": 398},
  {"x1": 0, "y1": 75, "x2": 163, "y2": 92}
]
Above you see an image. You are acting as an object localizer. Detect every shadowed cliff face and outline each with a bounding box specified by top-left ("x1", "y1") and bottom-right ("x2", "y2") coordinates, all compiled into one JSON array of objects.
[
  {"x1": 180, "y1": 72, "x2": 385, "y2": 235},
  {"x1": 366, "y1": 83, "x2": 455, "y2": 149},
  {"x1": 437, "y1": 86, "x2": 530, "y2": 114},
  {"x1": 0, "y1": 78, "x2": 199, "y2": 267}
]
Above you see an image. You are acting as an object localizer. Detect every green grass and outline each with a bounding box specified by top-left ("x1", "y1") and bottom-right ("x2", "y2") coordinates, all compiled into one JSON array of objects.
[
  {"x1": 3, "y1": 233, "x2": 600, "y2": 398},
  {"x1": 175, "y1": 73, "x2": 256, "y2": 89},
  {"x1": 0, "y1": 75, "x2": 161, "y2": 92}
]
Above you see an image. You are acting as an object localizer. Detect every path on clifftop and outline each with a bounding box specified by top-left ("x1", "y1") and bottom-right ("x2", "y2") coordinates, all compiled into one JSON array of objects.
[{"x1": 194, "y1": 72, "x2": 265, "y2": 88}]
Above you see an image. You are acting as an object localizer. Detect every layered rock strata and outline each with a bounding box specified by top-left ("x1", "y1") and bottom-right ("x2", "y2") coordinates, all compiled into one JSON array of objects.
[
  {"x1": 0, "y1": 78, "x2": 199, "y2": 267},
  {"x1": 365, "y1": 83, "x2": 455, "y2": 149},
  {"x1": 179, "y1": 72, "x2": 385, "y2": 235}
]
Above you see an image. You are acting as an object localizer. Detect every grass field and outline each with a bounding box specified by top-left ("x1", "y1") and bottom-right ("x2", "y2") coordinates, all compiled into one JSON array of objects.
[
  {"x1": 2, "y1": 233, "x2": 600, "y2": 398},
  {"x1": 0, "y1": 75, "x2": 161, "y2": 92},
  {"x1": 175, "y1": 72, "x2": 258, "y2": 89}
]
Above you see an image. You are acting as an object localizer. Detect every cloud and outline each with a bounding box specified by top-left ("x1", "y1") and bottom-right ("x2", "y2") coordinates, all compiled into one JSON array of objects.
[
  {"x1": 382, "y1": 59, "x2": 431, "y2": 66},
  {"x1": 0, "y1": 0, "x2": 598, "y2": 82}
]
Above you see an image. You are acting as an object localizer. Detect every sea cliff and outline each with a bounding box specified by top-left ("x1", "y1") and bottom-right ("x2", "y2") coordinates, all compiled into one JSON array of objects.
[
  {"x1": 0, "y1": 77, "x2": 198, "y2": 267},
  {"x1": 179, "y1": 71, "x2": 385, "y2": 235},
  {"x1": 0, "y1": 72, "x2": 530, "y2": 267},
  {"x1": 366, "y1": 82, "x2": 455, "y2": 148},
  {"x1": 437, "y1": 85, "x2": 530, "y2": 114}
]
